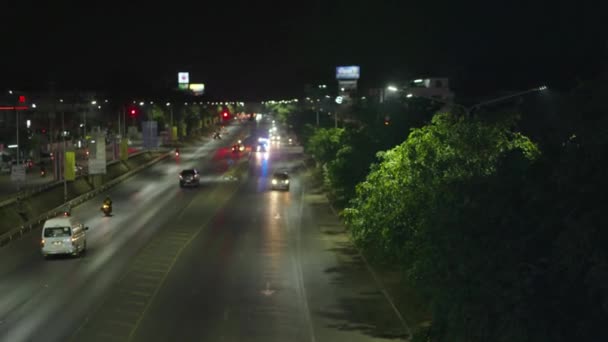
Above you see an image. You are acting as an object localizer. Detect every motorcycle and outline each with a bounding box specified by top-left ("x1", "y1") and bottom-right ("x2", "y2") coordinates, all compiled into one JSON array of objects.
[{"x1": 101, "y1": 203, "x2": 112, "y2": 216}]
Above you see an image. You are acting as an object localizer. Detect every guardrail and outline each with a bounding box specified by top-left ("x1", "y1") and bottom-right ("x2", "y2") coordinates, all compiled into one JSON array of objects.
[
  {"x1": 0, "y1": 151, "x2": 169, "y2": 247},
  {"x1": 0, "y1": 150, "x2": 149, "y2": 209}
]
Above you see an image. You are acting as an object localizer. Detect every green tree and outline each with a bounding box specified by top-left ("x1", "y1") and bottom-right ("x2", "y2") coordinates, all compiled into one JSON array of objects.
[
  {"x1": 149, "y1": 104, "x2": 168, "y2": 133},
  {"x1": 266, "y1": 102, "x2": 297, "y2": 124},
  {"x1": 345, "y1": 112, "x2": 540, "y2": 341},
  {"x1": 304, "y1": 127, "x2": 344, "y2": 165}
]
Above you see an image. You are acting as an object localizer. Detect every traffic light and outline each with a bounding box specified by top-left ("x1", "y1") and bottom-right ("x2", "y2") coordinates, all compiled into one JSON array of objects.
[{"x1": 129, "y1": 107, "x2": 138, "y2": 117}]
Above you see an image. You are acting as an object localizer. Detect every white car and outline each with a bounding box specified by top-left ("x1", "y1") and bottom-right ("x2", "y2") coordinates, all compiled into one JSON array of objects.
[{"x1": 41, "y1": 216, "x2": 89, "y2": 258}]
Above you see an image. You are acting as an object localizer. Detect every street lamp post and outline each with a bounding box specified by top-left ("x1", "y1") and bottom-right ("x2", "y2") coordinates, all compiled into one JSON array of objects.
[
  {"x1": 166, "y1": 102, "x2": 173, "y2": 141},
  {"x1": 398, "y1": 85, "x2": 548, "y2": 117}
]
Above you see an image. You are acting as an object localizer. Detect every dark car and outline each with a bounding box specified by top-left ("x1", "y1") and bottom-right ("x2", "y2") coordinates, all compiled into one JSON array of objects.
[
  {"x1": 179, "y1": 169, "x2": 200, "y2": 187},
  {"x1": 271, "y1": 171, "x2": 290, "y2": 191}
]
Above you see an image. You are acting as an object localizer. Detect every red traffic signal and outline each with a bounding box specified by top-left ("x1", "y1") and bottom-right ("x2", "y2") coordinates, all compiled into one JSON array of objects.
[
  {"x1": 223, "y1": 112, "x2": 228, "y2": 117},
  {"x1": 129, "y1": 107, "x2": 138, "y2": 117},
  {"x1": 18, "y1": 95, "x2": 26, "y2": 103}
]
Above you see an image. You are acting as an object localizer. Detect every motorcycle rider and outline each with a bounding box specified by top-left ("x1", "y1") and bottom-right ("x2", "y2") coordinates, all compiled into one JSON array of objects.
[
  {"x1": 103, "y1": 196, "x2": 112, "y2": 207},
  {"x1": 101, "y1": 196, "x2": 112, "y2": 215}
]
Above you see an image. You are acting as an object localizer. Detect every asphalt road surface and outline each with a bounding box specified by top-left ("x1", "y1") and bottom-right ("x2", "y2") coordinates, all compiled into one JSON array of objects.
[{"x1": 0, "y1": 119, "x2": 407, "y2": 342}]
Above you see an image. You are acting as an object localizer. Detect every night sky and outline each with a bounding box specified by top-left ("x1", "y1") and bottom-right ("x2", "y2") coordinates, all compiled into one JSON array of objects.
[{"x1": 2, "y1": 1, "x2": 606, "y2": 100}]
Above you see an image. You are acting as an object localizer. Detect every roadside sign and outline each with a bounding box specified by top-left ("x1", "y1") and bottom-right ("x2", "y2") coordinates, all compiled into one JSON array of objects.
[
  {"x1": 11, "y1": 165, "x2": 26, "y2": 182},
  {"x1": 65, "y1": 151, "x2": 76, "y2": 180},
  {"x1": 88, "y1": 159, "x2": 106, "y2": 175}
]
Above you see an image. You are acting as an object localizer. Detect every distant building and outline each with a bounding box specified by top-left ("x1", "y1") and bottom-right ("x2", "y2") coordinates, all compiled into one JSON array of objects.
[
  {"x1": 367, "y1": 77, "x2": 454, "y2": 104},
  {"x1": 403, "y1": 78, "x2": 454, "y2": 101}
]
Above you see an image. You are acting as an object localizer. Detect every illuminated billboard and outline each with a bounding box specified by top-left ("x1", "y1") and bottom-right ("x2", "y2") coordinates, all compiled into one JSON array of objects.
[
  {"x1": 189, "y1": 83, "x2": 205, "y2": 95},
  {"x1": 178, "y1": 72, "x2": 189, "y2": 84},
  {"x1": 336, "y1": 66, "x2": 360, "y2": 80}
]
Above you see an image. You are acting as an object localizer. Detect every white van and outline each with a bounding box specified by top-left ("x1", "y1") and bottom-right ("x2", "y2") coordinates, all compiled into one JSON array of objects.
[{"x1": 41, "y1": 216, "x2": 89, "y2": 258}]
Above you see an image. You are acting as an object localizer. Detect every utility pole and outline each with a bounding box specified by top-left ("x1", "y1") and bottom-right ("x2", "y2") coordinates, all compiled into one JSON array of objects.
[
  {"x1": 62, "y1": 110, "x2": 67, "y2": 203},
  {"x1": 15, "y1": 105, "x2": 20, "y2": 192}
]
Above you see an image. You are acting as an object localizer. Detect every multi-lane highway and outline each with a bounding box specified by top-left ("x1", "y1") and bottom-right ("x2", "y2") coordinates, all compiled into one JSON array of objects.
[{"x1": 0, "y1": 119, "x2": 407, "y2": 342}]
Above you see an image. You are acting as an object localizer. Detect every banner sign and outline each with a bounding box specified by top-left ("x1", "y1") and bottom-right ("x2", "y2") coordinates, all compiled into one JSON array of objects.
[{"x1": 65, "y1": 151, "x2": 76, "y2": 180}]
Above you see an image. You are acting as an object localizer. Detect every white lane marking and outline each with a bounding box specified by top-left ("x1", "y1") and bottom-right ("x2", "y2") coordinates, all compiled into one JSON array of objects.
[
  {"x1": 260, "y1": 282, "x2": 275, "y2": 296},
  {"x1": 288, "y1": 182, "x2": 317, "y2": 342}
]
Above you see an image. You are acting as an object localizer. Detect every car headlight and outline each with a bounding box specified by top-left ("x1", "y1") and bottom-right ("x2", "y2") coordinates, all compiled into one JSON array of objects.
[
  {"x1": 284, "y1": 180, "x2": 289, "y2": 184},
  {"x1": 272, "y1": 179, "x2": 278, "y2": 185}
]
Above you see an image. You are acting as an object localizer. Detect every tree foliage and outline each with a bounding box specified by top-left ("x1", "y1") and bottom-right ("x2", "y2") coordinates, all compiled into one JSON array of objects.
[
  {"x1": 345, "y1": 112, "x2": 545, "y2": 341},
  {"x1": 266, "y1": 102, "x2": 297, "y2": 124}
]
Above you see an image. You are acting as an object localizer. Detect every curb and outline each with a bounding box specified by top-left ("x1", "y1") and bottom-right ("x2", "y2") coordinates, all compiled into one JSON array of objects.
[{"x1": 0, "y1": 151, "x2": 169, "y2": 248}]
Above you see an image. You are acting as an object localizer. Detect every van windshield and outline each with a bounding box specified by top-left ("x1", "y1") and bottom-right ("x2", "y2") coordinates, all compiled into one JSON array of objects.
[{"x1": 44, "y1": 227, "x2": 71, "y2": 237}]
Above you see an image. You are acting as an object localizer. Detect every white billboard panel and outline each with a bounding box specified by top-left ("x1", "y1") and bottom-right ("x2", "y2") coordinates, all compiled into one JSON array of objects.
[
  {"x1": 336, "y1": 66, "x2": 360, "y2": 80},
  {"x1": 178, "y1": 72, "x2": 189, "y2": 84}
]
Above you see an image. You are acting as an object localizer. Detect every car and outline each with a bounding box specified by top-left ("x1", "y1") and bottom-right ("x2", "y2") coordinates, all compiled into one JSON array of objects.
[
  {"x1": 41, "y1": 216, "x2": 89, "y2": 258},
  {"x1": 179, "y1": 169, "x2": 200, "y2": 187},
  {"x1": 271, "y1": 171, "x2": 290, "y2": 191},
  {"x1": 256, "y1": 142, "x2": 268, "y2": 152}
]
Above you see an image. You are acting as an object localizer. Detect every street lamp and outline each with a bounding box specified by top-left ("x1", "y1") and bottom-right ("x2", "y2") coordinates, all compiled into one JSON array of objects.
[
  {"x1": 166, "y1": 102, "x2": 173, "y2": 131},
  {"x1": 406, "y1": 85, "x2": 548, "y2": 116}
]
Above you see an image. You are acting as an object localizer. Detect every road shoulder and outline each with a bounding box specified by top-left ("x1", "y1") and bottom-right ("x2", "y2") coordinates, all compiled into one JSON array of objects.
[{"x1": 298, "y1": 168, "x2": 417, "y2": 341}]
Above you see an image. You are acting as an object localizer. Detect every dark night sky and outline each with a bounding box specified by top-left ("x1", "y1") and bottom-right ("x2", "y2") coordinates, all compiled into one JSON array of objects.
[{"x1": 2, "y1": 0, "x2": 606, "y2": 100}]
